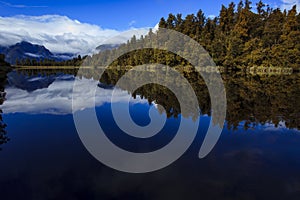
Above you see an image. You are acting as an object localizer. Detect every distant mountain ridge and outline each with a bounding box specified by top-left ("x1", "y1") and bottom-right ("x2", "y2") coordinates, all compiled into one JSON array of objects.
[
  {"x1": 0, "y1": 41, "x2": 76, "y2": 65},
  {"x1": 96, "y1": 44, "x2": 121, "y2": 52},
  {"x1": 0, "y1": 41, "x2": 123, "y2": 65}
]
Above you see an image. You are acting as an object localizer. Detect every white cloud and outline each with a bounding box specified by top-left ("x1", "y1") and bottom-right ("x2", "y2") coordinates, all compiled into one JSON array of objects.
[
  {"x1": 280, "y1": 0, "x2": 300, "y2": 12},
  {"x1": 1, "y1": 75, "x2": 148, "y2": 115},
  {"x1": 129, "y1": 20, "x2": 136, "y2": 27},
  {"x1": 0, "y1": 15, "x2": 151, "y2": 55},
  {"x1": 153, "y1": 23, "x2": 159, "y2": 32},
  {"x1": 207, "y1": 15, "x2": 216, "y2": 19},
  {"x1": 0, "y1": 1, "x2": 47, "y2": 8}
]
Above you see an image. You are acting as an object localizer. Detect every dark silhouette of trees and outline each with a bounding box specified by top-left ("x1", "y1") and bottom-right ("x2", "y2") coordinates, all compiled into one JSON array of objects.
[
  {"x1": 0, "y1": 55, "x2": 10, "y2": 150},
  {"x1": 0, "y1": 54, "x2": 10, "y2": 67},
  {"x1": 17, "y1": 55, "x2": 88, "y2": 67}
]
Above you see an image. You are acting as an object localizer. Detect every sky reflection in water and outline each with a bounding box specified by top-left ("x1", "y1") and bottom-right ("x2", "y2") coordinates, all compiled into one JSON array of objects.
[{"x1": 0, "y1": 70, "x2": 300, "y2": 199}]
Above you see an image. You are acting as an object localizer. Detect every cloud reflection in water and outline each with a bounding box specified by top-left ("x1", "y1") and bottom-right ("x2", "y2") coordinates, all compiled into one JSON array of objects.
[{"x1": 1, "y1": 75, "x2": 148, "y2": 115}]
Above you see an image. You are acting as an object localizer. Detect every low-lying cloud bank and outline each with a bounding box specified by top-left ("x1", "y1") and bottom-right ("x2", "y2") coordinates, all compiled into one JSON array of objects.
[
  {"x1": 0, "y1": 1, "x2": 298, "y2": 55},
  {"x1": 0, "y1": 15, "x2": 151, "y2": 55}
]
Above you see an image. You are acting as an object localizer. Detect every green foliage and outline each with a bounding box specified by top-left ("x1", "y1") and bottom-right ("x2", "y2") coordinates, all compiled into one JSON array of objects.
[
  {"x1": 91, "y1": 1, "x2": 300, "y2": 71},
  {"x1": 17, "y1": 55, "x2": 87, "y2": 67},
  {"x1": 13, "y1": 1, "x2": 300, "y2": 71}
]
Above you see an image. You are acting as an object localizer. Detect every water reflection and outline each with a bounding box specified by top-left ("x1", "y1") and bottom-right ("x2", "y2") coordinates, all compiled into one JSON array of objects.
[
  {"x1": 0, "y1": 68, "x2": 300, "y2": 199},
  {"x1": 0, "y1": 69, "x2": 9, "y2": 150},
  {"x1": 3, "y1": 68, "x2": 300, "y2": 130},
  {"x1": 99, "y1": 68, "x2": 300, "y2": 129},
  {"x1": 2, "y1": 71, "x2": 148, "y2": 115}
]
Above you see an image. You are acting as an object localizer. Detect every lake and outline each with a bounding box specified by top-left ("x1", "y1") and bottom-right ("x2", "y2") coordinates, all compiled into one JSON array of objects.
[{"x1": 0, "y1": 67, "x2": 299, "y2": 199}]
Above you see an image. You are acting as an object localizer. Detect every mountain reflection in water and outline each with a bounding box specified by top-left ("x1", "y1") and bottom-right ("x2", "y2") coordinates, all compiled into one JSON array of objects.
[{"x1": 0, "y1": 67, "x2": 299, "y2": 200}]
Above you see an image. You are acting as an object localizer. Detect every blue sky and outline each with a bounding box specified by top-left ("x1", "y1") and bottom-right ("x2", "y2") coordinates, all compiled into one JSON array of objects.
[
  {"x1": 0, "y1": 0, "x2": 287, "y2": 30},
  {"x1": 0, "y1": 0, "x2": 298, "y2": 54}
]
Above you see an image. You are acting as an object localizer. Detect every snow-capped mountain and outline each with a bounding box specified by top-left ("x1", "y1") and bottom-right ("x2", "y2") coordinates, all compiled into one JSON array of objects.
[{"x1": 0, "y1": 41, "x2": 76, "y2": 64}]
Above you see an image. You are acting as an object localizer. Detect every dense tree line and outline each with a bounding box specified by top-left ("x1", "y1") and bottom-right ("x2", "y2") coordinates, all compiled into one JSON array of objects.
[
  {"x1": 0, "y1": 54, "x2": 10, "y2": 67},
  {"x1": 87, "y1": 0, "x2": 300, "y2": 71},
  {"x1": 16, "y1": 1, "x2": 300, "y2": 71},
  {"x1": 160, "y1": 1, "x2": 300, "y2": 70},
  {"x1": 16, "y1": 55, "x2": 87, "y2": 67}
]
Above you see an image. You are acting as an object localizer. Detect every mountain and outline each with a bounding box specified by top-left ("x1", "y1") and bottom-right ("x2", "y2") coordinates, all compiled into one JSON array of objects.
[
  {"x1": 0, "y1": 41, "x2": 121, "y2": 65},
  {"x1": 7, "y1": 71, "x2": 56, "y2": 92},
  {"x1": 96, "y1": 44, "x2": 121, "y2": 52},
  {"x1": 0, "y1": 41, "x2": 75, "y2": 65},
  {"x1": 53, "y1": 53, "x2": 75, "y2": 60}
]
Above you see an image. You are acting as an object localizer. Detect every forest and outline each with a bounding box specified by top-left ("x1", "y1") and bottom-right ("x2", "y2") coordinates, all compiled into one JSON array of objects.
[
  {"x1": 15, "y1": 55, "x2": 87, "y2": 67},
  {"x1": 157, "y1": 0, "x2": 300, "y2": 70},
  {"x1": 17, "y1": 0, "x2": 300, "y2": 71},
  {"x1": 84, "y1": 0, "x2": 300, "y2": 71}
]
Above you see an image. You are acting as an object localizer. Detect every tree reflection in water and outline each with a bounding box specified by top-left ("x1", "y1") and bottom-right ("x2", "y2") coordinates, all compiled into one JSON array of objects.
[
  {"x1": 16, "y1": 67, "x2": 300, "y2": 130},
  {"x1": 0, "y1": 70, "x2": 9, "y2": 150}
]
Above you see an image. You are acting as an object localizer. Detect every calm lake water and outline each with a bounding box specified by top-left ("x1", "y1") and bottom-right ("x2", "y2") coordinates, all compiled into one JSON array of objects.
[{"x1": 0, "y1": 68, "x2": 300, "y2": 199}]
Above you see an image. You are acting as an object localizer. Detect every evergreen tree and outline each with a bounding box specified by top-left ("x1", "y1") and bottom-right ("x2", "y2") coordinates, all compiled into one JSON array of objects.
[{"x1": 87, "y1": 1, "x2": 300, "y2": 71}]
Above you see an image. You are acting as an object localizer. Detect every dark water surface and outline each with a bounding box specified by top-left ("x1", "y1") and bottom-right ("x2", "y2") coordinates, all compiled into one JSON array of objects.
[{"x1": 0, "y1": 68, "x2": 299, "y2": 200}]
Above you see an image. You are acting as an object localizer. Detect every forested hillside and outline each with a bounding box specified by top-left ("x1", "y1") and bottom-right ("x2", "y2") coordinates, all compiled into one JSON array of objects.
[
  {"x1": 158, "y1": 0, "x2": 300, "y2": 70},
  {"x1": 87, "y1": 0, "x2": 300, "y2": 71}
]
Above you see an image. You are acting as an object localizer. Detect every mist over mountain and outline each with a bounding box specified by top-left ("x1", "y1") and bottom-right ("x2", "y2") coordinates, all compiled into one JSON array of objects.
[
  {"x1": 0, "y1": 15, "x2": 151, "y2": 57},
  {"x1": 96, "y1": 44, "x2": 121, "y2": 52},
  {"x1": 0, "y1": 41, "x2": 76, "y2": 64}
]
